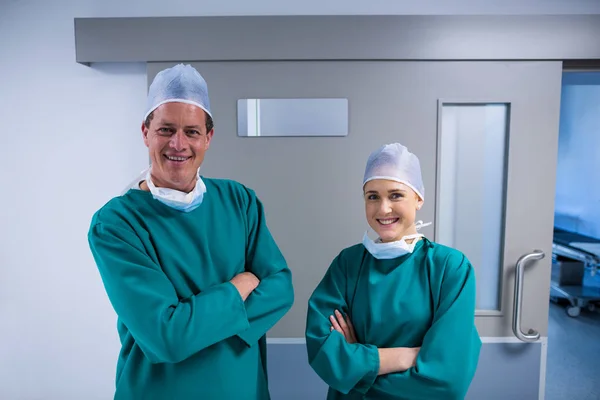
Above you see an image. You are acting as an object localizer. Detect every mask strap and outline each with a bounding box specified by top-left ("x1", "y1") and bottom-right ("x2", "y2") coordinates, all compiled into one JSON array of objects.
[
  {"x1": 415, "y1": 220, "x2": 432, "y2": 231},
  {"x1": 121, "y1": 166, "x2": 150, "y2": 195}
]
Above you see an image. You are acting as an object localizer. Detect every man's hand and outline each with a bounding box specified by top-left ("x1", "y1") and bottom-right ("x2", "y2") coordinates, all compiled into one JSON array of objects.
[
  {"x1": 330, "y1": 309, "x2": 357, "y2": 344},
  {"x1": 230, "y1": 272, "x2": 260, "y2": 301}
]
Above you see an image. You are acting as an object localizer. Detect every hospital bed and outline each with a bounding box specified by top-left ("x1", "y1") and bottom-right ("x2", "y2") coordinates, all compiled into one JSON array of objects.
[{"x1": 550, "y1": 228, "x2": 600, "y2": 317}]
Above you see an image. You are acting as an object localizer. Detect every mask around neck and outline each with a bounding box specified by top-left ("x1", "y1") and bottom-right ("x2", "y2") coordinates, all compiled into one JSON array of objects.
[
  {"x1": 361, "y1": 220, "x2": 431, "y2": 260},
  {"x1": 145, "y1": 166, "x2": 206, "y2": 212}
]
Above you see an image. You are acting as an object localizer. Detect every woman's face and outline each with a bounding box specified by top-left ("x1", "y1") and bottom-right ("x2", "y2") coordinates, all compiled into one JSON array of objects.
[{"x1": 363, "y1": 179, "x2": 423, "y2": 243}]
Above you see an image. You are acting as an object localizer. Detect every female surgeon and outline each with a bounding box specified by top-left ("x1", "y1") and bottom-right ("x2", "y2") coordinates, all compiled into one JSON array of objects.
[{"x1": 305, "y1": 143, "x2": 481, "y2": 400}]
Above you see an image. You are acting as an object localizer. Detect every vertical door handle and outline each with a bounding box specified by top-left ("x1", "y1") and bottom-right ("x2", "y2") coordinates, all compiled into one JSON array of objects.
[{"x1": 512, "y1": 250, "x2": 545, "y2": 342}]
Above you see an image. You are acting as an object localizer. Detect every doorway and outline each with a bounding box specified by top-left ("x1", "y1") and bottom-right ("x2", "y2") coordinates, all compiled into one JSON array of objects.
[{"x1": 546, "y1": 70, "x2": 600, "y2": 400}]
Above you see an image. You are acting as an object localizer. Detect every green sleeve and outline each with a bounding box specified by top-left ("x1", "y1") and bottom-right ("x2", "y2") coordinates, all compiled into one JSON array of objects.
[
  {"x1": 305, "y1": 254, "x2": 380, "y2": 395},
  {"x1": 235, "y1": 190, "x2": 294, "y2": 347},
  {"x1": 372, "y1": 252, "x2": 482, "y2": 399},
  {"x1": 88, "y1": 222, "x2": 251, "y2": 364}
]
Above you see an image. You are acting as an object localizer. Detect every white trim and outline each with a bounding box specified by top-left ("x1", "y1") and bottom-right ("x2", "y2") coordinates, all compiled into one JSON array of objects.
[
  {"x1": 475, "y1": 310, "x2": 503, "y2": 317},
  {"x1": 267, "y1": 338, "x2": 306, "y2": 345},
  {"x1": 247, "y1": 99, "x2": 259, "y2": 136},
  {"x1": 480, "y1": 336, "x2": 547, "y2": 344},
  {"x1": 539, "y1": 338, "x2": 548, "y2": 400},
  {"x1": 256, "y1": 99, "x2": 261, "y2": 136},
  {"x1": 266, "y1": 337, "x2": 548, "y2": 345}
]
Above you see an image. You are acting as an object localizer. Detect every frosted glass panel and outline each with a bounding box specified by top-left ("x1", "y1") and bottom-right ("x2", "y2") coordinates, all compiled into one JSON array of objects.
[
  {"x1": 438, "y1": 103, "x2": 509, "y2": 312},
  {"x1": 237, "y1": 98, "x2": 348, "y2": 137}
]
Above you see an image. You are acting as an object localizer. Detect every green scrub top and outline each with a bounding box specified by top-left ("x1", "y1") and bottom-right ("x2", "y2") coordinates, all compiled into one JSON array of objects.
[
  {"x1": 306, "y1": 238, "x2": 481, "y2": 399},
  {"x1": 88, "y1": 178, "x2": 294, "y2": 400}
]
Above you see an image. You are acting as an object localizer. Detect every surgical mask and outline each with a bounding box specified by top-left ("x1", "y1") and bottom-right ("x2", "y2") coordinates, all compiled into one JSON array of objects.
[
  {"x1": 362, "y1": 220, "x2": 431, "y2": 260},
  {"x1": 145, "y1": 167, "x2": 206, "y2": 212}
]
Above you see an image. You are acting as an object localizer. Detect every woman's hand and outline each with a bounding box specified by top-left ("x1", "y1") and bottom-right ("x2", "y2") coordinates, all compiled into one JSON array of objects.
[
  {"x1": 329, "y1": 309, "x2": 421, "y2": 375},
  {"x1": 399, "y1": 346, "x2": 420, "y2": 370},
  {"x1": 330, "y1": 309, "x2": 357, "y2": 344}
]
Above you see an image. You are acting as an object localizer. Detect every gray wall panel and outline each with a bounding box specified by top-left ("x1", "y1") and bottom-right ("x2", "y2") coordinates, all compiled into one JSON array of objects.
[
  {"x1": 74, "y1": 15, "x2": 600, "y2": 64},
  {"x1": 146, "y1": 60, "x2": 560, "y2": 339},
  {"x1": 266, "y1": 342, "x2": 542, "y2": 400}
]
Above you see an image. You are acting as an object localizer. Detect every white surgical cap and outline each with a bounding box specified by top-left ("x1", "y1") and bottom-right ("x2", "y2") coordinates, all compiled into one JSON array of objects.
[
  {"x1": 144, "y1": 64, "x2": 212, "y2": 121},
  {"x1": 363, "y1": 143, "x2": 425, "y2": 201}
]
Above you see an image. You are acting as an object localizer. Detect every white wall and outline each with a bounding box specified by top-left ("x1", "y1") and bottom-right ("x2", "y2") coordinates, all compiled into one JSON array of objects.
[
  {"x1": 0, "y1": 2, "x2": 149, "y2": 399},
  {"x1": 2, "y1": 1, "x2": 600, "y2": 399}
]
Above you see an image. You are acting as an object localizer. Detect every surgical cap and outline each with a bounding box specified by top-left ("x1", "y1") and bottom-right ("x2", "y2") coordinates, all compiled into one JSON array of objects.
[
  {"x1": 144, "y1": 64, "x2": 212, "y2": 121},
  {"x1": 363, "y1": 143, "x2": 425, "y2": 201}
]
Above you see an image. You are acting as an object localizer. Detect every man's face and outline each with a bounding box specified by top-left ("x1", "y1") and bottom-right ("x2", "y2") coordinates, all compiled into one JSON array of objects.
[{"x1": 142, "y1": 102, "x2": 214, "y2": 193}]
